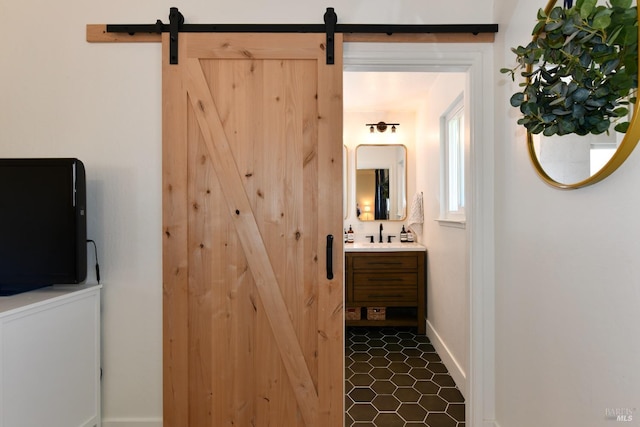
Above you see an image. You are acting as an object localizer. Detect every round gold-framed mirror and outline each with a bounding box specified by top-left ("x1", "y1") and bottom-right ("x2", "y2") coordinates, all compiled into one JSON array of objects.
[{"x1": 525, "y1": 0, "x2": 640, "y2": 189}]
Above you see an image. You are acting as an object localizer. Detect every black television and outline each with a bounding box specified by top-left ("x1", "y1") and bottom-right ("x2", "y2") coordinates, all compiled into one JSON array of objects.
[{"x1": 0, "y1": 158, "x2": 87, "y2": 296}]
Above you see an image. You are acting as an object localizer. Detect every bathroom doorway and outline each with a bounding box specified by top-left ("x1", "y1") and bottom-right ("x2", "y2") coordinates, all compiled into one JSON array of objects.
[{"x1": 342, "y1": 41, "x2": 495, "y2": 427}]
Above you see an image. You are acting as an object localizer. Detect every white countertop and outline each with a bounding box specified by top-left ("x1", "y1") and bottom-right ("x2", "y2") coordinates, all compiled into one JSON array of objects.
[{"x1": 344, "y1": 242, "x2": 427, "y2": 252}]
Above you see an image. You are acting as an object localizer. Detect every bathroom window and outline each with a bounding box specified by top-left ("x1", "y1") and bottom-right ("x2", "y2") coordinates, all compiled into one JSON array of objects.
[{"x1": 440, "y1": 94, "x2": 466, "y2": 224}]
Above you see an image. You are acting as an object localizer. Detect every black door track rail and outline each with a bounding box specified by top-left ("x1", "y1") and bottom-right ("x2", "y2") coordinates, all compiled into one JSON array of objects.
[{"x1": 106, "y1": 7, "x2": 498, "y2": 65}]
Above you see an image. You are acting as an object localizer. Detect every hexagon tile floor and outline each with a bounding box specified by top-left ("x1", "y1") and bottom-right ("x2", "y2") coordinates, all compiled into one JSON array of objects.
[{"x1": 345, "y1": 327, "x2": 465, "y2": 427}]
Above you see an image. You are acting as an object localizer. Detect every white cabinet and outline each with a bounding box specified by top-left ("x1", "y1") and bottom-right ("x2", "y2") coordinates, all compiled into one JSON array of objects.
[{"x1": 0, "y1": 285, "x2": 102, "y2": 427}]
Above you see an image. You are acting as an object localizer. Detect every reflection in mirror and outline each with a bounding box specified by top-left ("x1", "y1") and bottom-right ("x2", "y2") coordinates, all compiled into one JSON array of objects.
[
  {"x1": 528, "y1": 102, "x2": 637, "y2": 187},
  {"x1": 530, "y1": 131, "x2": 622, "y2": 185},
  {"x1": 356, "y1": 145, "x2": 406, "y2": 221}
]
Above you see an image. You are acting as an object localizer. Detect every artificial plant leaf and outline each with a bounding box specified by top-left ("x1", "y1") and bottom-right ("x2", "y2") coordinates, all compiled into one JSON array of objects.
[
  {"x1": 594, "y1": 85, "x2": 611, "y2": 98},
  {"x1": 580, "y1": 0, "x2": 597, "y2": 19},
  {"x1": 572, "y1": 104, "x2": 586, "y2": 119},
  {"x1": 577, "y1": 32, "x2": 596, "y2": 44},
  {"x1": 546, "y1": 20, "x2": 565, "y2": 32},
  {"x1": 543, "y1": 124, "x2": 559, "y2": 136},
  {"x1": 550, "y1": 6, "x2": 564, "y2": 20},
  {"x1": 537, "y1": 8, "x2": 547, "y2": 20},
  {"x1": 612, "y1": 107, "x2": 629, "y2": 117},
  {"x1": 548, "y1": 80, "x2": 564, "y2": 94},
  {"x1": 586, "y1": 97, "x2": 608, "y2": 107},
  {"x1": 522, "y1": 101, "x2": 540, "y2": 116},
  {"x1": 624, "y1": 24, "x2": 638, "y2": 44},
  {"x1": 510, "y1": 92, "x2": 525, "y2": 107},
  {"x1": 513, "y1": 46, "x2": 528, "y2": 55},
  {"x1": 614, "y1": 121, "x2": 630, "y2": 133},
  {"x1": 562, "y1": 20, "x2": 578, "y2": 37},
  {"x1": 533, "y1": 21, "x2": 546, "y2": 35},
  {"x1": 595, "y1": 119, "x2": 611, "y2": 133},
  {"x1": 547, "y1": 37, "x2": 565, "y2": 49},
  {"x1": 609, "y1": 72, "x2": 634, "y2": 92},
  {"x1": 542, "y1": 113, "x2": 557, "y2": 123},
  {"x1": 573, "y1": 88, "x2": 591, "y2": 102},
  {"x1": 558, "y1": 119, "x2": 577, "y2": 134},
  {"x1": 593, "y1": 12, "x2": 612, "y2": 31},
  {"x1": 530, "y1": 123, "x2": 545, "y2": 134},
  {"x1": 610, "y1": 0, "x2": 632, "y2": 9},
  {"x1": 606, "y1": 26, "x2": 623, "y2": 46}
]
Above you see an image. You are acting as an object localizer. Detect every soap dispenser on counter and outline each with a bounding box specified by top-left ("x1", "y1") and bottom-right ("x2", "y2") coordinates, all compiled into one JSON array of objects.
[
  {"x1": 400, "y1": 225, "x2": 408, "y2": 243},
  {"x1": 347, "y1": 225, "x2": 354, "y2": 243},
  {"x1": 407, "y1": 228, "x2": 414, "y2": 242}
]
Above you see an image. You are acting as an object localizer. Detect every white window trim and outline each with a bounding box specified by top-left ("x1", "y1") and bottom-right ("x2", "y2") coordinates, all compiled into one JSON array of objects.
[
  {"x1": 439, "y1": 93, "x2": 466, "y2": 224},
  {"x1": 435, "y1": 217, "x2": 467, "y2": 228}
]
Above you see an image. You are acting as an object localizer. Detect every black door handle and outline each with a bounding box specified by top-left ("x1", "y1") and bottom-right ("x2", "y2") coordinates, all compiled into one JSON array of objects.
[{"x1": 326, "y1": 234, "x2": 334, "y2": 280}]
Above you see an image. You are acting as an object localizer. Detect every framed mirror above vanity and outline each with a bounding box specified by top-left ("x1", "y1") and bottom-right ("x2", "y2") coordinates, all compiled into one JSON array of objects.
[{"x1": 355, "y1": 144, "x2": 407, "y2": 221}]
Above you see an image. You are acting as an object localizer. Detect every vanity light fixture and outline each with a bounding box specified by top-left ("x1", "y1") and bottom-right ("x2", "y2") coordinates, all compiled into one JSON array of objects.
[{"x1": 365, "y1": 121, "x2": 399, "y2": 133}]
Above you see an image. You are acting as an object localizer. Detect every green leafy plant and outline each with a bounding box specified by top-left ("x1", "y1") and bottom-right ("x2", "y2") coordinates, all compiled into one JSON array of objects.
[{"x1": 501, "y1": 0, "x2": 638, "y2": 136}]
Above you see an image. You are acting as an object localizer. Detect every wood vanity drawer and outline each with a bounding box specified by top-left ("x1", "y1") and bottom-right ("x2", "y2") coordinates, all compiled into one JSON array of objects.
[
  {"x1": 353, "y1": 285, "x2": 416, "y2": 303},
  {"x1": 353, "y1": 273, "x2": 418, "y2": 288},
  {"x1": 353, "y1": 273, "x2": 417, "y2": 303},
  {"x1": 352, "y1": 255, "x2": 418, "y2": 270}
]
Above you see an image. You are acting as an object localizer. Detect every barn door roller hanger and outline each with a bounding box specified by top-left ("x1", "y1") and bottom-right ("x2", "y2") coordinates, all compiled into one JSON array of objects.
[{"x1": 105, "y1": 7, "x2": 498, "y2": 65}]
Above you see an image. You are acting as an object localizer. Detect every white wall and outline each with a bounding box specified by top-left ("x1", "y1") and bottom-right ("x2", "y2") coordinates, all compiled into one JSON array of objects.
[
  {"x1": 415, "y1": 73, "x2": 469, "y2": 396},
  {"x1": 1, "y1": 1, "x2": 163, "y2": 425},
  {"x1": 494, "y1": 1, "x2": 640, "y2": 426}
]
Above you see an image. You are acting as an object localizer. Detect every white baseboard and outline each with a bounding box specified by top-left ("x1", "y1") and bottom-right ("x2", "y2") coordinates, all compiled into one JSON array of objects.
[
  {"x1": 426, "y1": 319, "x2": 467, "y2": 398},
  {"x1": 102, "y1": 418, "x2": 162, "y2": 427}
]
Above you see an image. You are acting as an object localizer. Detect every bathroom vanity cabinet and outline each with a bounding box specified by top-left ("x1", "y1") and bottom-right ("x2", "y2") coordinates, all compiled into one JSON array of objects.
[{"x1": 345, "y1": 249, "x2": 426, "y2": 334}]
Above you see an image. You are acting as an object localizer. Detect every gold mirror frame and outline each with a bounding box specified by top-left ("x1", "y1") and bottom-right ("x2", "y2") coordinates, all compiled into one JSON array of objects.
[{"x1": 527, "y1": 0, "x2": 640, "y2": 189}]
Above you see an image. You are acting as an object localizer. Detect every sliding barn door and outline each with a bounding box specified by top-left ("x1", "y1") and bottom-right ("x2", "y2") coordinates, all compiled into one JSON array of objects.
[{"x1": 162, "y1": 32, "x2": 344, "y2": 427}]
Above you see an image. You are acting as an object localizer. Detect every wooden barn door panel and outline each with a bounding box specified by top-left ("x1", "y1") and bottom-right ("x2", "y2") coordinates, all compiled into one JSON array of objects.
[{"x1": 162, "y1": 33, "x2": 344, "y2": 427}]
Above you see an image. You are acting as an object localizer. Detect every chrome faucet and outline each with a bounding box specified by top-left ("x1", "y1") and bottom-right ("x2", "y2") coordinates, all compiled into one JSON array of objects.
[{"x1": 379, "y1": 223, "x2": 384, "y2": 243}]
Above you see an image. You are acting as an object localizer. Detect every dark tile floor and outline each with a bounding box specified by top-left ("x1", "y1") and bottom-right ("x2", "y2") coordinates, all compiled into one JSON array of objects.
[{"x1": 345, "y1": 327, "x2": 465, "y2": 427}]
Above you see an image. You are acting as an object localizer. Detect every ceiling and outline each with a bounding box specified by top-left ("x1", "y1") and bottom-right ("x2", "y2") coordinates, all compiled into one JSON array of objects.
[{"x1": 343, "y1": 71, "x2": 439, "y2": 112}]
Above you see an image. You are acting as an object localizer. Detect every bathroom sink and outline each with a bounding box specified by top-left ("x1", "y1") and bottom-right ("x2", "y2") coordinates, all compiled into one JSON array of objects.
[{"x1": 344, "y1": 242, "x2": 426, "y2": 252}]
